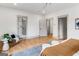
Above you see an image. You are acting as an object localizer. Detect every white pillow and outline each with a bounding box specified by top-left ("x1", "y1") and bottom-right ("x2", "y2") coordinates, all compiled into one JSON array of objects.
[
  {"x1": 42, "y1": 44, "x2": 51, "y2": 50},
  {"x1": 42, "y1": 40, "x2": 60, "y2": 50},
  {"x1": 51, "y1": 40, "x2": 60, "y2": 46}
]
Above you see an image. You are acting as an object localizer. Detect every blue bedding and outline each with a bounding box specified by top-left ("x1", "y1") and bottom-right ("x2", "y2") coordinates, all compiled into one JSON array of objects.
[{"x1": 12, "y1": 45, "x2": 42, "y2": 56}]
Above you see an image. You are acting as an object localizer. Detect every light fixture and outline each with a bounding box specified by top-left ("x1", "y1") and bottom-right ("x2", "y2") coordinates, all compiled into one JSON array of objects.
[
  {"x1": 41, "y1": 3, "x2": 52, "y2": 20},
  {"x1": 42, "y1": 3, "x2": 50, "y2": 14}
]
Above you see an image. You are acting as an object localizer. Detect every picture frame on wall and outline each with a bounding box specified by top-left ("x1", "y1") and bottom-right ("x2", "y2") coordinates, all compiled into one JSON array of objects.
[{"x1": 75, "y1": 18, "x2": 79, "y2": 29}]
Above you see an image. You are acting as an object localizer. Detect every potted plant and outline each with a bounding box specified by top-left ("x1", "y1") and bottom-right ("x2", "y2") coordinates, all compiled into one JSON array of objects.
[{"x1": 2, "y1": 33, "x2": 11, "y2": 51}]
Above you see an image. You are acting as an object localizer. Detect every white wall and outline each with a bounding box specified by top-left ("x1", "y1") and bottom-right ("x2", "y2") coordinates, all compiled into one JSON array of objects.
[
  {"x1": 1, "y1": 5, "x2": 79, "y2": 39},
  {"x1": 46, "y1": 5, "x2": 79, "y2": 39},
  {"x1": 0, "y1": 6, "x2": 41, "y2": 38}
]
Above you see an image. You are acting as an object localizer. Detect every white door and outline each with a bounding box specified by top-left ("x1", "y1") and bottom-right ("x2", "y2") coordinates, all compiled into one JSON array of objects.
[{"x1": 39, "y1": 20, "x2": 47, "y2": 36}]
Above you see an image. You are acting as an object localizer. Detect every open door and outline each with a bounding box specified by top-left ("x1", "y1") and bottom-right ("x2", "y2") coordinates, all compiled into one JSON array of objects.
[{"x1": 46, "y1": 18, "x2": 53, "y2": 36}]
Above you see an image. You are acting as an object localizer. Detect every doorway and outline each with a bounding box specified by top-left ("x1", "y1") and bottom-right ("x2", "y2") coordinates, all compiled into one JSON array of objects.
[
  {"x1": 58, "y1": 16, "x2": 67, "y2": 40},
  {"x1": 46, "y1": 18, "x2": 53, "y2": 36},
  {"x1": 39, "y1": 18, "x2": 53, "y2": 37}
]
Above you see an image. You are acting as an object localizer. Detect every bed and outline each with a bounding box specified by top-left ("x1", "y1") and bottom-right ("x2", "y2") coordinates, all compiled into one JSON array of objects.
[
  {"x1": 8, "y1": 39, "x2": 79, "y2": 56},
  {"x1": 41, "y1": 39, "x2": 79, "y2": 56}
]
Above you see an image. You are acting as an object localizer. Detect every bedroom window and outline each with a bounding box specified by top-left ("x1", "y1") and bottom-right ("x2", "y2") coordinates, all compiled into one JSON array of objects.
[{"x1": 17, "y1": 15, "x2": 27, "y2": 39}]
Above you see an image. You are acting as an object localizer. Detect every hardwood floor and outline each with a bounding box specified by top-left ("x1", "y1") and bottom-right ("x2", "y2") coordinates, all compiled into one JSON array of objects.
[
  {"x1": 0, "y1": 41, "x2": 3, "y2": 53},
  {"x1": 8, "y1": 35, "x2": 54, "y2": 55}
]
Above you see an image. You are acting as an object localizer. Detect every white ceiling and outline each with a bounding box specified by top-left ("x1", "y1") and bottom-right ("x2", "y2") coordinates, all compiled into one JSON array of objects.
[{"x1": 0, "y1": 3, "x2": 79, "y2": 15}]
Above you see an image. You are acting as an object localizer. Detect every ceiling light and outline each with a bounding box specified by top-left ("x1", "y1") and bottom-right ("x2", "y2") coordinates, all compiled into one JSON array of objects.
[{"x1": 41, "y1": 3, "x2": 52, "y2": 15}]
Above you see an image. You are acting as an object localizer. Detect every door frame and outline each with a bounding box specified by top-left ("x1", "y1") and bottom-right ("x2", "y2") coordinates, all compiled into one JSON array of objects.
[
  {"x1": 46, "y1": 18, "x2": 53, "y2": 36},
  {"x1": 58, "y1": 15, "x2": 68, "y2": 39}
]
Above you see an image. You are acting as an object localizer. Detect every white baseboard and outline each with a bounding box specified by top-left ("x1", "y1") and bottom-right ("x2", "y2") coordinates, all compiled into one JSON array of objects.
[{"x1": 25, "y1": 35, "x2": 40, "y2": 39}]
